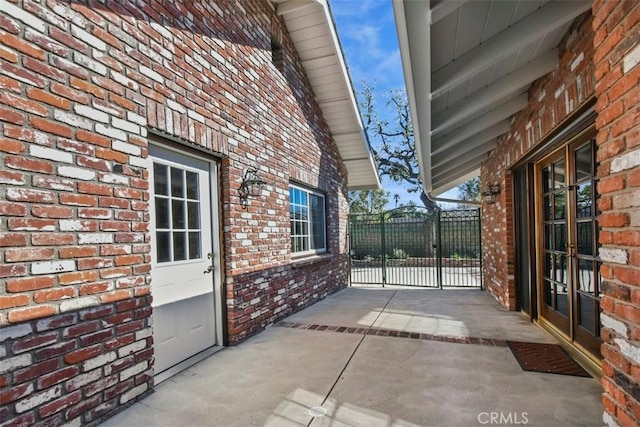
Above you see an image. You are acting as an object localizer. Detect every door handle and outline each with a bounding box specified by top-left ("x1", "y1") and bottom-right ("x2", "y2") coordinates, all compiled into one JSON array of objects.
[{"x1": 203, "y1": 252, "x2": 213, "y2": 274}]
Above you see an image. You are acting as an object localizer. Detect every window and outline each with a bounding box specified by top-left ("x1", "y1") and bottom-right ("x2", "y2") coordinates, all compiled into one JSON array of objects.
[
  {"x1": 153, "y1": 162, "x2": 202, "y2": 263},
  {"x1": 289, "y1": 185, "x2": 326, "y2": 255}
]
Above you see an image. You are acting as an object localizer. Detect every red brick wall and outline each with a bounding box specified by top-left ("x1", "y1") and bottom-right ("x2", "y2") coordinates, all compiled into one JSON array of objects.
[
  {"x1": 592, "y1": 1, "x2": 640, "y2": 426},
  {"x1": 0, "y1": 298, "x2": 153, "y2": 425},
  {"x1": 480, "y1": 12, "x2": 595, "y2": 309},
  {"x1": 1, "y1": 0, "x2": 350, "y2": 423}
]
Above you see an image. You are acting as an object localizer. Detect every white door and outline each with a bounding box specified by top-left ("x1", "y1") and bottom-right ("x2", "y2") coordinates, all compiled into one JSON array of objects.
[{"x1": 149, "y1": 145, "x2": 218, "y2": 375}]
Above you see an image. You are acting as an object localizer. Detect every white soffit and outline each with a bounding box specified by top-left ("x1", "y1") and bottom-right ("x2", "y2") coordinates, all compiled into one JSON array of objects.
[
  {"x1": 273, "y1": 0, "x2": 381, "y2": 190},
  {"x1": 393, "y1": 0, "x2": 591, "y2": 195}
]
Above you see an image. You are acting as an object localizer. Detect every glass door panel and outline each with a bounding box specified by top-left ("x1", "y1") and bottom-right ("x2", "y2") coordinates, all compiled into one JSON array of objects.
[
  {"x1": 571, "y1": 139, "x2": 601, "y2": 356},
  {"x1": 539, "y1": 152, "x2": 570, "y2": 335},
  {"x1": 153, "y1": 162, "x2": 203, "y2": 263},
  {"x1": 536, "y1": 132, "x2": 601, "y2": 358}
]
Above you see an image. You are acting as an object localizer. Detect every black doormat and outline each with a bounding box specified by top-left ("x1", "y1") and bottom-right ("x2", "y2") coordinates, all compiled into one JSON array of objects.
[{"x1": 507, "y1": 341, "x2": 591, "y2": 377}]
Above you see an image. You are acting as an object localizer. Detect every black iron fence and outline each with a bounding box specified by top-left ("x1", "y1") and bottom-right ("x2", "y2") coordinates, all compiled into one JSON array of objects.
[{"x1": 348, "y1": 207, "x2": 481, "y2": 288}]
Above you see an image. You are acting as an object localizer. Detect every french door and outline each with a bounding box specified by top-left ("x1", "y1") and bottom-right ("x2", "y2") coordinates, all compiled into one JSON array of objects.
[{"x1": 536, "y1": 130, "x2": 601, "y2": 357}]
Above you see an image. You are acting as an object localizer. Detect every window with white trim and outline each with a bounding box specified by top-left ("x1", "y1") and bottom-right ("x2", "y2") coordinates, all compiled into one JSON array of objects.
[{"x1": 289, "y1": 185, "x2": 326, "y2": 255}]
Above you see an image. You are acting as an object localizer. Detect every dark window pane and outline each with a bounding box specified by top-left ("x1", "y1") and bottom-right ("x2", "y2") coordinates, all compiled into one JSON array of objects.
[
  {"x1": 543, "y1": 167, "x2": 552, "y2": 193},
  {"x1": 188, "y1": 202, "x2": 200, "y2": 229},
  {"x1": 156, "y1": 231, "x2": 171, "y2": 263},
  {"x1": 188, "y1": 232, "x2": 201, "y2": 260},
  {"x1": 544, "y1": 280, "x2": 553, "y2": 307},
  {"x1": 579, "y1": 294, "x2": 597, "y2": 335},
  {"x1": 171, "y1": 167, "x2": 184, "y2": 197},
  {"x1": 544, "y1": 224, "x2": 553, "y2": 250},
  {"x1": 313, "y1": 233, "x2": 325, "y2": 250},
  {"x1": 544, "y1": 195, "x2": 552, "y2": 221},
  {"x1": 186, "y1": 171, "x2": 199, "y2": 200},
  {"x1": 595, "y1": 261, "x2": 602, "y2": 296},
  {"x1": 544, "y1": 253, "x2": 552, "y2": 278},
  {"x1": 311, "y1": 194, "x2": 325, "y2": 250},
  {"x1": 555, "y1": 254, "x2": 567, "y2": 285},
  {"x1": 577, "y1": 221, "x2": 594, "y2": 255},
  {"x1": 155, "y1": 197, "x2": 170, "y2": 229},
  {"x1": 554, "y1": 192, "x2": 566, "y2": 220},
  {"x1": 172, "y1": 200, "x2": 185, "y2": 229},
  {"x1": 575, "y1": 143, "x2": 592, "y2": 182},
  {"x1": 553, "y1": 159, "x2": 565, "y2": 189},
  {"x1": 173, "y1": 232, "x2": 186, "y2": 261},
  {"x1": 154, "y1": 163, "x2": 169, "y2": 195},
  {"x1": 576, "y1": 183, "x2": 592, "y2": 218},
  {"x1": 311, "y1": 194, "x2": 323, "y2": 211},
  {"x1": 578, "y1": 260, "x2": 595, "y2": 293},
  {"x1": 555, "y1": 223, "x2": 566, "y2": 252},
  {"x1": 556, "y1": 284, "x2": 569, "y2": 316}
]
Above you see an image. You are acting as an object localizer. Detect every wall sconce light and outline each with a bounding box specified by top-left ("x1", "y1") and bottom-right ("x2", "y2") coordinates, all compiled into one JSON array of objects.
[
  {"x1": 482, "y1": 183, "x2": 501, "y2": 204},
  {"x1": 239, "y1": 167, "x2": 266, "y2": 208}
]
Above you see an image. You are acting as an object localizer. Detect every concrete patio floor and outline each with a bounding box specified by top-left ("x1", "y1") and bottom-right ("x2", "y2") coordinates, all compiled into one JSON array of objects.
[{"x1": 103, "y1": 287, "x2": 603, "y2": 427}]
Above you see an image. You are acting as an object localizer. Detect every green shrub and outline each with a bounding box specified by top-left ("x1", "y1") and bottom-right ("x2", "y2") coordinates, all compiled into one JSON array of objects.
[{"x1": 391, "y1": 248, "x2": 408, "y2": 259}]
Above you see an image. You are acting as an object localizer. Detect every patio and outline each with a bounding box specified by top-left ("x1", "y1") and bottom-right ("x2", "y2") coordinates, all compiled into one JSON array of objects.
[{"x1": 103, "y1": 287, "x2": 603, "y2": 426}]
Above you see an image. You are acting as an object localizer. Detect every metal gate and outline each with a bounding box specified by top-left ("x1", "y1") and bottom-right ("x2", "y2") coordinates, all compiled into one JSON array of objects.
[{"x1": 348, "y1": 207, "x2": 482, "y2": 288}]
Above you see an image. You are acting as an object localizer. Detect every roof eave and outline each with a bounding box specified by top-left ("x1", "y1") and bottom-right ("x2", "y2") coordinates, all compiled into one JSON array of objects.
[
  {"x1": 274, "y1": 0, "x2": 381, "y2": 190},
  {"x1": 393, "y1": 0, "x2": 431, "y2": 195}
]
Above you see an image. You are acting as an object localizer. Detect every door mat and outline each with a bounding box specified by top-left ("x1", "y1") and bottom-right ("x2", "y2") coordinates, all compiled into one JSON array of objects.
[{"x1": 507, "y1": 341, "x2": 591, "y2": 377}]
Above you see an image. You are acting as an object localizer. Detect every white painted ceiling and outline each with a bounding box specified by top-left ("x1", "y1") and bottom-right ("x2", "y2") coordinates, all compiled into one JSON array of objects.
[
  {"x1": 393, "y1": 0, "x2": 591, "y2": 195},
  {"x1": 272, "y1": 0, "x2": 380, "y2": 190}
]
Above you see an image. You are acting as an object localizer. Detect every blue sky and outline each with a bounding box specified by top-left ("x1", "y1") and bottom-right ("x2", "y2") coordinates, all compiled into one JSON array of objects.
[
  {"x1": 329, "y1": 0, "x2": 420, "y2": 207},
  {"x1": 329, "y1": 0, "x2": 462, "y2": 208},
  {"x1": 330, "y1": 1, "x2": 404, "y2": 94}
]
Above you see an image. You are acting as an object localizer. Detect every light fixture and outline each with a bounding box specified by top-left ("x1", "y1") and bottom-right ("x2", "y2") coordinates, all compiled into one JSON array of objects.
[
  {"x1": 482, "y1": 183, "x2": 501, "y2": 204},
  {"x1": 239, "y1": 167, "x2": 266, "y2": 208}
]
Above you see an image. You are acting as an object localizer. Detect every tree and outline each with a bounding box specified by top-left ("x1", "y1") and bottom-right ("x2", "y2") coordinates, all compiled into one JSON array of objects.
[
  {"x1": 457, "y1": 177, "x2": 481, "y2": 206},
  {"x1": 348, "y1": 189, "x2": 389, "y2": 215},
  {"x1": 360, "y1": 82, "x2": 438, "y2": 210}
]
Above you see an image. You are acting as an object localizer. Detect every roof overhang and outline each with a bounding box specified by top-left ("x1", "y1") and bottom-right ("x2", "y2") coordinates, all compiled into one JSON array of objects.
[
  {"x1": 272, "y1": 0, "x2": 381, "y2": 190},
  {"x1": 393, "y1": 0, "x2": 591, "y2": 195}
]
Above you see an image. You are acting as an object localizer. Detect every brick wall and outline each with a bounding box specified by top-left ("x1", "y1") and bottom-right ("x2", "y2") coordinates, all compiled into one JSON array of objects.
[
  {"x1": 480, "y1": 11, "x2": 595, "y2": 310},
  {"x1": 0, "y1": 298, "x2": 152, "y2": 425},
  {"x1": 1, "y1": 0, "x2": 350, "y2": 424},
  {"x1": 592, "y1": 1, "x2": 640, "y2": 426}
]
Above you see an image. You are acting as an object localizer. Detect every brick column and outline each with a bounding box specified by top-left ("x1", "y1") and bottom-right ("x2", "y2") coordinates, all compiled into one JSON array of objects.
[{"x1": 593, "y1": 1, "x2": 640, "y2": 426}]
